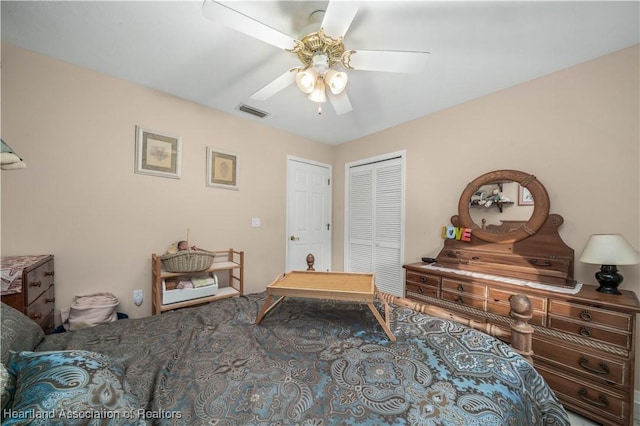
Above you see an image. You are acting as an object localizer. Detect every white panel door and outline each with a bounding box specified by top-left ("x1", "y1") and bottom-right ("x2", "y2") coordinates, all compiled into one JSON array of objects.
[
  {"x1": 286, "y1": 157, "x2": 332, "y2": 272},
  {"x1": 346, "y1": 154, "x2": 404, "y2": 296}
]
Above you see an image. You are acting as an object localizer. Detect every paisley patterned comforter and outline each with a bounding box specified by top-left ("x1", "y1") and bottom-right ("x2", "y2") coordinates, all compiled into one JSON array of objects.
[{"x1": 35, "y1": 292, "x2": 569, "y2": 425}]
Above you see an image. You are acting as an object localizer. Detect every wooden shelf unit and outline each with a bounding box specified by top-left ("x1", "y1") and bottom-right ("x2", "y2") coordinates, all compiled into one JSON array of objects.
[{"x1": 151, "y1": 249, "x2": 243, "y2": 315}]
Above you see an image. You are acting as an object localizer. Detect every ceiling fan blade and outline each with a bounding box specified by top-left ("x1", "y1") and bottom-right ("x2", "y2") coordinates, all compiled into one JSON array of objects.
[
  {"x1": 343, "y1": 50, "x2": 431, "y2": 74},
  {"x1": 328, "y1": 91, "x2": 353, "y2": 116},
  {"x1": 250, "y1": 68, "x2": 298, "y2": 101},
  {"x1": 202, "y1": 0, "x2": 298, "y2": 51},
  {"x1": 321, "y1": 1, "x2": 359, "y2": 38}
]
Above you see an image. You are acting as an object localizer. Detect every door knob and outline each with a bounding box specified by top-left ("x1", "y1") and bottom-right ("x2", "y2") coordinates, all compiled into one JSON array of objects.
[{"x1": 290, "y1": 235, "x2": 300, "y2": 241}]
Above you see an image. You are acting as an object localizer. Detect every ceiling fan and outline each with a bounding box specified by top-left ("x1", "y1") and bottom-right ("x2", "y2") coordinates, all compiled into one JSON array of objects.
[{"x1": 202, "y1": 1, "x2": 431, "y2": 115}]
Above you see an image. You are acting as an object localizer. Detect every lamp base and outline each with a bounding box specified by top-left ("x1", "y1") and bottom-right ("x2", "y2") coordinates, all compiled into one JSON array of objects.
[{"x1": 594, "y1": 264, "x2": 623, "y2": 295}]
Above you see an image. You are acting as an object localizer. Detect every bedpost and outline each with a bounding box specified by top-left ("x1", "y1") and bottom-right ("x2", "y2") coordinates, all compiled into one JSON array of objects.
[{"x1": 509, "y1": 294, "x2": 534, "y2": 363}]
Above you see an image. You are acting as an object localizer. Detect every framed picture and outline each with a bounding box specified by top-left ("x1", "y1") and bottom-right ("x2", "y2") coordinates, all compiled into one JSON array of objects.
[
  {"x1": 207, "y1": 147, "x2": 239, "y2": 190},
  {"x1": 135, "y1": 126, "x2": 182, "y2": 179},
  {"x1": 518, "y1": 184, "x2": 534, "y2": 206}
]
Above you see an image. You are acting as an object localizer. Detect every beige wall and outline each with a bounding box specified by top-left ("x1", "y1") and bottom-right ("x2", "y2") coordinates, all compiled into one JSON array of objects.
[
  {"x1": 2, "y1": 43, "x2": 639, "y2": 387},
  {"x1": 0, "y1": 43, "x2": 333, "y2": 317},
  {"x1": 333, "y1": 45, "x2": 639, "y2": 291}
]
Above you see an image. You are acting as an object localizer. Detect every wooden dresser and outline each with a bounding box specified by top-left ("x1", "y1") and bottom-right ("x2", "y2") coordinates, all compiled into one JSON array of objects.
[
  {"x1": 416, "y1": 169, "x2": 640, "y2": 425},
  {"x1": 404, "y1": 263, "x2": 640, "y2": 425},
  {"x1": 1, "y1": 255, "x2": 56, "y2": 334}
]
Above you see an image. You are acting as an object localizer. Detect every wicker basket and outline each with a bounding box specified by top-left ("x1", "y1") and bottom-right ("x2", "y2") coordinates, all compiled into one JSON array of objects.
[{"x1": 160, "y1": 249, "x2": 216, "y2": 273}]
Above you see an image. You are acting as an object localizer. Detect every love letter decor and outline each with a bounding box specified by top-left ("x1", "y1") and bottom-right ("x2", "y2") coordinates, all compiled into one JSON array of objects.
[{"x1": 441, "y1": 226, "x2": 472, "y2": 242}]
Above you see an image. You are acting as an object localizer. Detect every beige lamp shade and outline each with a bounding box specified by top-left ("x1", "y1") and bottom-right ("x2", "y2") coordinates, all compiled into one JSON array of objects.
[
  {"x1": 325, "y1": 69, "x2": 348, "y2": 95},
  {"x1": 295, "y1": 68, "x2": 319, "y2": 94},
  {"x1": 579, "y1": 234, "x2": 640, "y2": 265}
]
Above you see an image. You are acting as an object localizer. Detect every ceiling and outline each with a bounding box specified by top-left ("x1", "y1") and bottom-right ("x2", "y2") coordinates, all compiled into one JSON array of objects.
[{"x1": 2, "y1": 1, "x2": 638, "y2": 146}]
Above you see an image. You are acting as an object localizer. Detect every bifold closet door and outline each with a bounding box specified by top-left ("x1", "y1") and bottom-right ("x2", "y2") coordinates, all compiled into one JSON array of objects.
[{"x1": 347, "y1": 156, "x2": 404, "y2": 296}]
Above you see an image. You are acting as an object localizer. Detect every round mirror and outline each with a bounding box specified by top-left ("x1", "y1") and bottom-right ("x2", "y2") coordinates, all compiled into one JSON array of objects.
[{"x1": 456, "y1": 170, "x2": 550, "y2": 243}]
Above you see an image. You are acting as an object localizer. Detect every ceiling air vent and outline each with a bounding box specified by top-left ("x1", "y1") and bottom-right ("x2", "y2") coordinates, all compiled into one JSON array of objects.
[{"x1": 238, "y1": 104, "x2": 269, "y2": 118}]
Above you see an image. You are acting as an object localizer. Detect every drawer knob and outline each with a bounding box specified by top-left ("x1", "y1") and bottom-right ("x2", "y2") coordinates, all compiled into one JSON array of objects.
[
  {"x1": 44, "y1": 271, "x2": 55, "y2": 277},
  {"x1": 419, "y1": 277, "x2": 427, "y2": 283},
  {"x1": 578, "y1": 388, "x2": 609, "y2": 408},
  {"x1": 456, "y1": 296, "x2": 464, "y2": 303},
  {"x1": 579, "y1": 326, "x2": 592, "y2": 337},
  {"x1": 579, "y1": 310, "x2": 592, "y2": 321},
  {"x1": 457, "y1": 284, "x2": 465, "y2": 292},
  {"x1": 46, "y1": 297, "x2": 55, "y2": 304},
  {"x1": 30, "y1": 280, "x2": 42, "y2": 288},
  {"x1": 29, "y1": 313, "x2": 42, "y2": 320},
  {"x1": 579, "y1": 357, "x2": 610, "y2": 375},
  {"x1": 417, "y1": 287, "x2": 424, "y2": 294}
]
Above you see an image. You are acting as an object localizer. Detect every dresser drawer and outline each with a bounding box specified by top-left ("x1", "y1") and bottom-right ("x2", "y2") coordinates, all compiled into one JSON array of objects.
[
  {"x1": 406, "y1": 271, "x2": 440, "y2": 288},
  {"x1": 25, "y1": 258, "x2": 55, "y2": 306},
  {"x1": 487, "y1": 300, "x2": 545, "y2": 326},
  {"x1": 42, "y1": 310, "x2": 55, "y2": 335},
  {"x1": 533, "y1": 336, "x2": 628, "y2": 387},
  {"x1": 536, "y1": 363, "x2": 628, "y2": 425},
  {"x1": 436, "y1": 249, "x2": 572, "y2": 285},
  {"x1": 549, "y1": 300, "x2": 632, "y2": 331},
  {"x1": 25, "y1": 285, "x2": 55, "y2": 326},
  {"x1": 488, "y1": 288, "x2": 546, "y2": 311},
  {"x1": 438, "y1": 248, "x2": 571, "y2": 273},
  {"x1": 548, "y1": 316, "x2": 630, "y2": 348},
  {"x1": 441, "y1": 290, "x2": 485, "y2": 310},
  {"x1": 442, "y1": 278, "x2": 486, "y2": 297},
  {"x1": 406, "y1": 282, "x2": 438, "y2": 298},
  {"x1": 487, "y1": 288, "x2": 546, "y2": 326}
]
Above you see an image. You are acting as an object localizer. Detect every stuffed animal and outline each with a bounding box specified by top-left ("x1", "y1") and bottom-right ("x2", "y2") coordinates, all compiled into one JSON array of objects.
[{"x1": 166, "y1": 240, "x2": 198, "y2": 254}]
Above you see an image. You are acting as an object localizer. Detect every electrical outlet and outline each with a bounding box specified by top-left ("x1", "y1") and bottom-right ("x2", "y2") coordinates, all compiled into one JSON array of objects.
[{"x1": 133, "y1": 289, "x2": 143, "y2": 306}]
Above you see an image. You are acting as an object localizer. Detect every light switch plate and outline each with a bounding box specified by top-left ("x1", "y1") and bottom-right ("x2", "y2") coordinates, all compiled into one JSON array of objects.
[{"x1": 251, "y1": 218, "x2": 261, "y2": 228}]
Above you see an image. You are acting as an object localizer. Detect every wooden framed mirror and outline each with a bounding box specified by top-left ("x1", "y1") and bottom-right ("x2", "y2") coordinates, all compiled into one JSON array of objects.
[{"x1": 456, "y1": 170, "x2": 550, "y2": 244}]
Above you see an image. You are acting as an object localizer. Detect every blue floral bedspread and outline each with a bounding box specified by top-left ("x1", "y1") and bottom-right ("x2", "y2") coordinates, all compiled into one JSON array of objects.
[{"x1": 35, "y1": 292, "x2": 569, "y2": 425}]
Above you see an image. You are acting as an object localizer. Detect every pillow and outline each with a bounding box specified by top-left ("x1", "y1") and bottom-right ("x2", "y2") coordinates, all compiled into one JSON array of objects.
[
  {"x1": 1, "y1": 303, "x2": 44, "y2": 364},
  {"x1": 4, "y1": 350, "x2": 142, "y2": 425},
  {"x1": 1, "y1": 362, "x2": 15, "y2": 414}
]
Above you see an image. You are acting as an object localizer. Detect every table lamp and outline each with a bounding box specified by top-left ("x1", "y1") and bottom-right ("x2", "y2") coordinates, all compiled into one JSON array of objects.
[{"x1": 579, "y1": 234, "x2": 639, "y2": 295}]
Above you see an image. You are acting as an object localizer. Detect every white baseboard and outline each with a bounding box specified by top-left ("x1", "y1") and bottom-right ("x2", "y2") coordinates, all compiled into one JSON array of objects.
[{"x1": 636, "y1": 389, "x2": 640, "y2": 405}]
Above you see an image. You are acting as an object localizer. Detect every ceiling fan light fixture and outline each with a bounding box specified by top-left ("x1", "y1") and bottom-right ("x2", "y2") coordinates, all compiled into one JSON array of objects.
[
  {"x1": 325, "y1": 69, "x2": 348, "y2": 95},
  {"x1": 308, "y1": 78, "x2": 327, "y2": 103},
  {"x1": 295, "y1": 68, "x2": 318, "y2": 94},
  {"x1": 205, "y1": 2, "x2": 429, "y2": 117}
]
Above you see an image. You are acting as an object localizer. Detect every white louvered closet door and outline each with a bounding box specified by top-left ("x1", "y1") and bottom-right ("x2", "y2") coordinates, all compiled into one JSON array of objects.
[{"x1": 347, "y1": 156, "x2": 404, "y2": 296}]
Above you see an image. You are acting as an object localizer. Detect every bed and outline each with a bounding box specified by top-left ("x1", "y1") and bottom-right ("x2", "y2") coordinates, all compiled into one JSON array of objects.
[{"x1": 1, "y1": 291, "x2": 569, "y2": 425}]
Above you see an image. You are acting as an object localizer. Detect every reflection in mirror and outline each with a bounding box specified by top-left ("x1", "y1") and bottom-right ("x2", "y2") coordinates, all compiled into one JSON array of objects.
[
  {"x1": 468, "y1": 180, "x2": 535, "y2": 231},
  {"x1": 457, "y1": 169, "x2": 550, "y2": 244}
]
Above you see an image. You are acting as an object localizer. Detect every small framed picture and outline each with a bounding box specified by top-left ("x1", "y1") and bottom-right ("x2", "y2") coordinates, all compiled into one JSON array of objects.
[
  {"x1": 207, "y1": 147, "x2": 239, "y2": 190},
  {"x1": 135, "y1": 126, "x2": 182, "y2": 179},
  {"x1": 518, "y1": 185, "x2": 534, "y2": 206}
]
